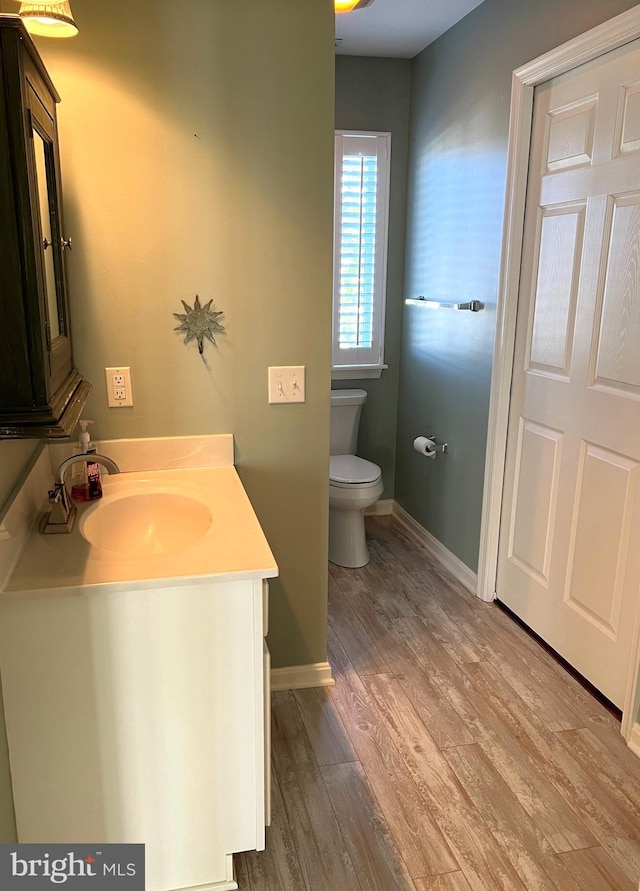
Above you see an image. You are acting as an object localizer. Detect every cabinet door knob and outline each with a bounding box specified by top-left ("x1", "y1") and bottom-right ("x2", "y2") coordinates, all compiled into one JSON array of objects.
[{"x1": 42, "y1": 237, "x2": 51, "y2": 250}]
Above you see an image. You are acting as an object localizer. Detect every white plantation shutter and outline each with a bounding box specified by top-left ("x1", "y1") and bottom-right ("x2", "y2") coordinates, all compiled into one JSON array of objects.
[{"x1": 333, "y1": 131, "x2": 390, "y2": 371}]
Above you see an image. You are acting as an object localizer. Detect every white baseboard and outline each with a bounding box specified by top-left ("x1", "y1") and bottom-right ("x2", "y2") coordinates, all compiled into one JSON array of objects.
[
  {"x1": 392, "y1": 501, "x2": 478, "y2": 595},
  {"x1": 628, "y1": 722, "x2": 640, "y2": 759},
  {"x1": 365, "y1": 498, "x2": 394, "y2": 516},
  {"x1": 271, "y1": 661, "x2": 335, "y2": 692}
]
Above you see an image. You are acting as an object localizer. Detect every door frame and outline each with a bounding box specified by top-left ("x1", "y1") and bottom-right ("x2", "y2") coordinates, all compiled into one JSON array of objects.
[{"x1": 477, "y1": 4, "x2": 640, "y2": 745}]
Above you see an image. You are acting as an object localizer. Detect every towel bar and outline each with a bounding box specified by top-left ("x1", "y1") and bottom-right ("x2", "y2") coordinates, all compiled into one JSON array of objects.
[{"x1": 405, "y1": 297, "x2": 482, "y2": 312}]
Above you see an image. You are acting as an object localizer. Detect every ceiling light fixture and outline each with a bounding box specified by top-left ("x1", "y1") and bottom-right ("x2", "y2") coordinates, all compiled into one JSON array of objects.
[
  {"x1": 335, "y1": 0, "x2": 375, "y2": 14},
  {"x1": 18, "y1": 1, "x2": 78, "y2": 38}
]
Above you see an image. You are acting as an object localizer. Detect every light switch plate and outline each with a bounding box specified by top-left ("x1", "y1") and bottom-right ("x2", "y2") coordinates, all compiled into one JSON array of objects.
[
  {"x1": 268, "y1": 366, "x2": 305, "y2": 404},
  {"x1": 105, "y1": 366, "x2": 133, "y2": 408}
]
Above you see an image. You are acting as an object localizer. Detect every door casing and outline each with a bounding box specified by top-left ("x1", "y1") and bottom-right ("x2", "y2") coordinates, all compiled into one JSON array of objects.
[{"x1": 477, "y1": 4, "x2": 640, "y2": 745}]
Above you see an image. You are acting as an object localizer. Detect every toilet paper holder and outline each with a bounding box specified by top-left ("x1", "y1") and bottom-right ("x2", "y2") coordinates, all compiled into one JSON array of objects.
[
  {"x1": 413, "y1": 435, "x2": 448, "y2": 458},
  {"x1": 426, "y1": 436, "x2": 448, "y2": 454}
]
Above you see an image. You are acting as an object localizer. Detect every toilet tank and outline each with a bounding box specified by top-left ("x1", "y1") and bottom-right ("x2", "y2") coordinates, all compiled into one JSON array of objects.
[{"x1": 330, "y1": 389, "x2": 367, "y2": 456}]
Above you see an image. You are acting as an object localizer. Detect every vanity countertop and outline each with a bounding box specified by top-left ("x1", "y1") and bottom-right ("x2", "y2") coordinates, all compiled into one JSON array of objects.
[{"x1": 4, "y1": 466, "x2": 278, "y2": 596}]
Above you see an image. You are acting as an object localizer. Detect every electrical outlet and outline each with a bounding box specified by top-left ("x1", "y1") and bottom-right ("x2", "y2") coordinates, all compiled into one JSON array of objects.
[
  {"x1": 268, "y1": 366, "x2": 305, "y2": 404},
  {"x1": 105, "y1": 366, "x2": 133, "y2": 408}
]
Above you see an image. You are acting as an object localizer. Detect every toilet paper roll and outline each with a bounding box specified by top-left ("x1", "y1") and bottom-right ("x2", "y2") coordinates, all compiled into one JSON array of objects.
[{"x1": 413, "y1": 436, "x2": 437, "y2": 459}]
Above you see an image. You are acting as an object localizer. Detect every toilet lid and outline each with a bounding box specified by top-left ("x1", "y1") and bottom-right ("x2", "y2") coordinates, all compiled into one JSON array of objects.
[{"x1": 330, "y1": 455, "x2": 381, "y2": 485}]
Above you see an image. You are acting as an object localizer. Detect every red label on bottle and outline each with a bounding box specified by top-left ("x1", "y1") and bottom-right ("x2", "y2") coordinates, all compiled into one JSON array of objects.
[{"x1": 87, "y1": 462, "x2": 102, "y2": 499}]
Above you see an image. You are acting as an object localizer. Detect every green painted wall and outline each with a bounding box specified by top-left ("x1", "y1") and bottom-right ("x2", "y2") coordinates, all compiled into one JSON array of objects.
[
  {"x1": 334, "y1": 56, "x2": 411, "y2": 499},
  {"x1": 397, "y1": 0, "x2": 639, "y2": 572},
  {"x1": 13, "y1": 0, "x2": 334, "y2": 671}
]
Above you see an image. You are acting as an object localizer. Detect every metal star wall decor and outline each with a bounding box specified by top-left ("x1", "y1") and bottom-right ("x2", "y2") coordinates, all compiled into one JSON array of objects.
[{"x1": 173, "y1": 295, "x2": 226, "y2": 355}]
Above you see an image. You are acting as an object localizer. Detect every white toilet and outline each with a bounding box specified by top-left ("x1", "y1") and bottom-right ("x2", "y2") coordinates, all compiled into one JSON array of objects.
[{"x1": 329, "y1": 389, "x2": 383, "y2": 568}]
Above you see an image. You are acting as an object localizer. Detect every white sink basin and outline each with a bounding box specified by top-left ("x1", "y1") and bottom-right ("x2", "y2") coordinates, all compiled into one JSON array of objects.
[
  {"x1": 9, "y1": 466, "x2": 277, "y2": 592},
  {"x1": 79, "y1": 488, "x2": 212, "y2": 557}
]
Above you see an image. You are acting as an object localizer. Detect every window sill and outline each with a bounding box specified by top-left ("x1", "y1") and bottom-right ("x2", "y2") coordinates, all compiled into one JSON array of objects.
[{"x1": 331, "y1": 365, "x2": 388, "y2": 381}]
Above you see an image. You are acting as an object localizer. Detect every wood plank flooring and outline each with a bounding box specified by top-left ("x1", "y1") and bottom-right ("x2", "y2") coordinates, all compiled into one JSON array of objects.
[{"x1": 236, "y1": 515, "x2": 640, "y2": 890}]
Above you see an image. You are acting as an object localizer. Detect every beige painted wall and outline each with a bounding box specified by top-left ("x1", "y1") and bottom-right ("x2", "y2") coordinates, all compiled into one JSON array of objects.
[{"x1": 18, "y1": 0, "x2": 334, "y2": 670}]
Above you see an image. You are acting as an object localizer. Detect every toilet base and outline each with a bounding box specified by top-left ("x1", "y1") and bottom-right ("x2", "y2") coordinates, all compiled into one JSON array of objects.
[{"x1": 328, "y1": 506, "x2": 370, "y2": 568}]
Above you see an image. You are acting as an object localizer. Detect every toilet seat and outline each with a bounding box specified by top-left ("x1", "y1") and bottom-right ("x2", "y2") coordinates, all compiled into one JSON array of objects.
[{"x1": 330, "y1": 455, "x2": 381, "y2": 487}]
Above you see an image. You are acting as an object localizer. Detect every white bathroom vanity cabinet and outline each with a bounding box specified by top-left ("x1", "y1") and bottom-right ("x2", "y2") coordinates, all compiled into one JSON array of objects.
[{"x1": 0, "y1": 464, "x2": 277, "y2": 891}]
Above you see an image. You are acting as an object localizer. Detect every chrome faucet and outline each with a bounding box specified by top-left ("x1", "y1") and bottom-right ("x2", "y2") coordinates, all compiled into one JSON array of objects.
[
  {"x1": 41, "y1": 454, "x2": 120, "y2": 535},
  {"x1": 55, "y1": 453, "x2": 120, "y2": 487}
]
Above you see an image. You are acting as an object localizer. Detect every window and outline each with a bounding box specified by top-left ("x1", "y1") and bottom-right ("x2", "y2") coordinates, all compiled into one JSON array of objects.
[{"x1": 333, "y1": 130, "x2": 390, "y2": 378}]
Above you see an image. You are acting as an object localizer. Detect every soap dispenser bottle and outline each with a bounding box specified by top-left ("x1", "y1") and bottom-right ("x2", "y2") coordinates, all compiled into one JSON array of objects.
[{"x1": 70, "y1": 420, "x2": 102, "y2": 502}]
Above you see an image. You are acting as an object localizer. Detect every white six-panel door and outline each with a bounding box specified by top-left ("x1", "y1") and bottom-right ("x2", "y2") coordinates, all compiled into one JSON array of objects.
[{"x1": 497, "y1": 37, "x2": 640, "y2": 708}]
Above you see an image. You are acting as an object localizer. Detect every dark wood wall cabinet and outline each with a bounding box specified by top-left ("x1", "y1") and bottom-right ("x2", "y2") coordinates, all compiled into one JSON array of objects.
[{"x1": 0, "y1": 16, "x2": 89, "y2": 438}]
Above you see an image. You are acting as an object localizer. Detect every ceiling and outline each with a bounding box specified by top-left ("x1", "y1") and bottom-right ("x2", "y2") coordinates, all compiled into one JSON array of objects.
[{"x1": 335, "y1": 0, "x2": 485, "y2": 58}]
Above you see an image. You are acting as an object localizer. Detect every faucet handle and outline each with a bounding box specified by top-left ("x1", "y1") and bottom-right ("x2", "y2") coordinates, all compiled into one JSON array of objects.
[
  {"x1": 48, "y1": 484, "x2": 63, "y2": 504},
  {"x1": 49, "y1": 482, "x2": 71, "y2": 507},
  {"x1": 42, "y1": 483, "x2": 77, "y2": 534}
]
